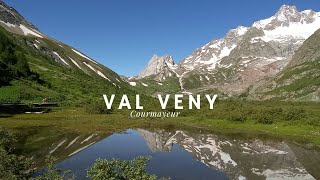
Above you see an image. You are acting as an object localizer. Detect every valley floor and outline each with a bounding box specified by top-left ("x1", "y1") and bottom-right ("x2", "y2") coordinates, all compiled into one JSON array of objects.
[{"x1": 0, "y1": 108, "x2": 319, "y2": 148}]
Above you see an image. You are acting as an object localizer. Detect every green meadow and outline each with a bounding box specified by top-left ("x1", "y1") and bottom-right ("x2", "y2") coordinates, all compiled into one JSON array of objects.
[{"x1": 1, "y1": 99, "x2": 319, "y2": 147}]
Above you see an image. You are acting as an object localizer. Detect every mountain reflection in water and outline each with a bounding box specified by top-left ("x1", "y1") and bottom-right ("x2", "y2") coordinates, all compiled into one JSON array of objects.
[
  {"x1": 137, "y1": 129, "x2": 319, "y2": 180},
  {"x1": 32, "y1": 129, "x2": 319, "y2": 180}
]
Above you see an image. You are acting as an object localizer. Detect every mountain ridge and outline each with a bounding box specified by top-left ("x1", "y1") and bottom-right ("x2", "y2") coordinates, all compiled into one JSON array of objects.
[{"x1": 135, "y1": 4, "x2": 320, "y2": 101}]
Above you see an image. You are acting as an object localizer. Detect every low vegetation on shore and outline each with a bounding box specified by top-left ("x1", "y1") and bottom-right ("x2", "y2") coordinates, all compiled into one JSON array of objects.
[
  {"x1": 1, "y1": 99, "x2": 319, "y2": 146},
  {"x1": 0, "y1": 128, "x2": 167, "y2": 179}
]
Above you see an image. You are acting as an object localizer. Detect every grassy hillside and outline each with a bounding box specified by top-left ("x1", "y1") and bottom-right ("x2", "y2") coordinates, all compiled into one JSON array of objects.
[{"x1": 0, "y1": 26, "x2": 158, "y2": 109}]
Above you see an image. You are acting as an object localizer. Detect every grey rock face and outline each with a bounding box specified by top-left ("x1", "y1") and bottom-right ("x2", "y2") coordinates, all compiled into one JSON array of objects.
[
  {"x1": 0, "y1": 1, "x2": 38, "y2": 30},
  {"x1": 138, "y1": 55, "x2": 177, "y2": 81}
]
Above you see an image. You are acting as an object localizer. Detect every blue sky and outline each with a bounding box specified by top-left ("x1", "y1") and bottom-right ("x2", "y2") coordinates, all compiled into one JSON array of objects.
[{"x1": 3, "y1": 0, "x2": 320, "y2": 76}]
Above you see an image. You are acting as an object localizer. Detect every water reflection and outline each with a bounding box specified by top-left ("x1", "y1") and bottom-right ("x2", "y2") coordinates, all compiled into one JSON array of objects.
[
  {"x1": 19, "y1": 131, "x2": 110, "y2": 167},
  {"x1": 31, "y1": 128, "x2": 320, "y2": 180},
  {"x1": 137, "y1": 129, "x2": 319, "y2": 180}
]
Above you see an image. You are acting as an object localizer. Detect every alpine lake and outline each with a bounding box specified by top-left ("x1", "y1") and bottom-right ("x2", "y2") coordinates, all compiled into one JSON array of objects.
[{"x1": 14, "y1": 126, "x2": 320, "y2": 180}]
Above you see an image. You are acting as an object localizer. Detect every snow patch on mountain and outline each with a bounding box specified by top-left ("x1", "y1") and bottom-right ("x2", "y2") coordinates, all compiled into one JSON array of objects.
[
  {"x1": 33, "y1": 43, "x2": 39, "y2": 49},
  {"x1": 97, "y1": 71, "x2": 110, "y2": 81},
  {"x1": 69, "y1": 57, "x2": 82, "y2": 70},
  {"x1": 129, "y1": 82, "x2": 137, "y2": 86},
  {"x1": 236, "y1": 26, "x2": 248, "y2": 36},
  {"x1": 72, "y1": 49, "x2": 98, "y2": 64},
  {"x1": 141, "y1": 82, "x2": 148, "y2": 87},
  {"x1": 262, "y1": 21, "x2": 320, "y2": 42},
  {"x1": 0, "y1": 20, "x2": 15, "y2": 28},
  {"x1": 19, "y1": 24, "x2": 43, "y2": 38},
  {"x1": 219, "y1": 44, "x2": 237, "y2": 58},
  {"x1": 83, "y1": 62, "x2": 110, "y2": 81},
  {"x1": 179, "y1": 25, "x2": 249, "y2": 72},
  {"x1": 53, "y1": 52, "x2": 69, "y2": 66}
]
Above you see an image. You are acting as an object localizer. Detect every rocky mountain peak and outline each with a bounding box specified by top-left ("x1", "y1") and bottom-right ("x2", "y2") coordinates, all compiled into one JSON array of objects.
[
  {"x1": 138, "y1": 54, "x2": 175, "y2": 79},
  {"x1": 275, "y1": 4, "x2": 299, "y2": 18},
  {"x1": 253, "y1": 5, "x2": 319, "y2": 31},
  {"x1": 276, "y1": 5, "x2": 318, "y2": 25}
]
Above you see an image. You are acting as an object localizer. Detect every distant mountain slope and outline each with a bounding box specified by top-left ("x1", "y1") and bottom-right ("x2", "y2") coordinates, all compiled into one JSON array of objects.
[
  {"x1": 250, "y1": 28, "x2": 320, "y2": 101},
  {"x1": 0, "y1": 1, "x2": 136, "y2": 105}
]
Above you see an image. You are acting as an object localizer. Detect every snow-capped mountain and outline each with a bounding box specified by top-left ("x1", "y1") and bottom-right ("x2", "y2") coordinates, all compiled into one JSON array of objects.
[
  {"x1": 138, "y1": 54, "x2": 177, "y2": 81},
  {"x1": 180, "y1": 5, "x2": 320, "y2": 72},
  {"x1": 137, "y1": 5, "x2": 320, "y2": 97},
  {"x1": 179, "y1": 5, "x2": 320, "y2": 94}
]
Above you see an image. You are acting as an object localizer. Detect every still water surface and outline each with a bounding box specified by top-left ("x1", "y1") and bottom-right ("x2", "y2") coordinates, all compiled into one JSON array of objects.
[{"x1": 33, "y1": 128, "x2": 320, "y2": 180}]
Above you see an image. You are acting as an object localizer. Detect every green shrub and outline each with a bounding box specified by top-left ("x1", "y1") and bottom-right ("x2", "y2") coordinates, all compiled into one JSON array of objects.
[
  {"x1": 254, "y1": 107, "x2": 284, "y2": 124},
  {"x1": 268, "y1": 107, "x2": 284, "y2": 117},
  {"x1": 85, "y1": 100, "x2": 113, "y2": 114},
  {"x1": 256, "y1": 115, "x2": 274, "y2": 125},
  {"x1": 225, "y1": 101, "x2": 249, "y2": 122},
  {"x1": 0, "y1": 128, "x2": 33, "y2": 179},
  {"x1": 0, "y1": 128, "x2": 16, "y2": 152},
  {"x1": 304, "y1": 117, "x2": 320, "y2": 126},
  {"x1": 0, "y1": 30, "x2": 36, "y2": 86},
  {"x1": 87, "y1": 156, "x2": 167, "y2": 180},
  {"x1": 0, "y1": 148, "x2": 33, "y2": 180},
  {"x1": 229, "y1": 114, "x2": 247, "y2": 122},
  {"x1": 35, "y1": 156, "x2": 74, "y2": 180},
  {"x1": 284, "y1": 108, "x2": 306, "y2": 121}
]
